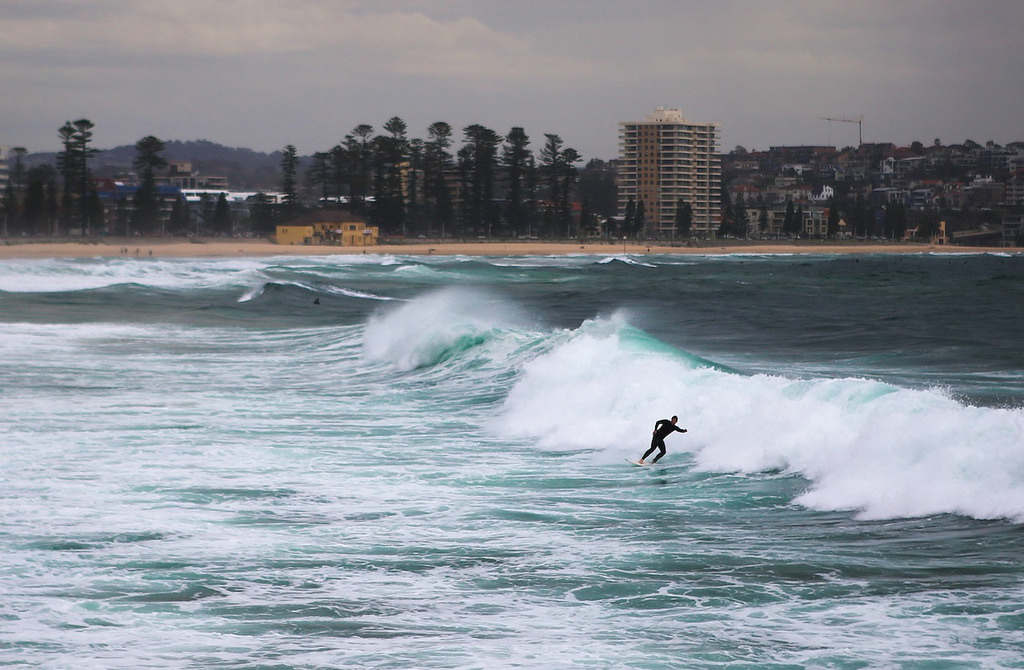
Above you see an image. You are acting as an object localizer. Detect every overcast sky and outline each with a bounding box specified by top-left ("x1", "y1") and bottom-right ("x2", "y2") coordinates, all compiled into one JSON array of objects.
[{"x1": 3, "y1": 0, "x2": 1022, "y2": 160}]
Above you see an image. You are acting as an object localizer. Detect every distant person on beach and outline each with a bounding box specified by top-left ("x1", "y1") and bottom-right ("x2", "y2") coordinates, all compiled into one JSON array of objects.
[{"x1": 638, "y1": 415, "x2": 687, "y2": 464}]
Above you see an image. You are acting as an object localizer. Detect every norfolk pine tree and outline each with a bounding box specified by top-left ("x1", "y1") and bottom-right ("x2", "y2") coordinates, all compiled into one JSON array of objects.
[{"x1": 132, "y1": 135, "x2": 168, "y2": 234}]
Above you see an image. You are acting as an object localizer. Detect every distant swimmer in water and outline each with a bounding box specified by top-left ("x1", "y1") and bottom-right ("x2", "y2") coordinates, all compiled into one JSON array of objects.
[{"x1": 638, "y1": 415, "x2": 687, "y2": 464}]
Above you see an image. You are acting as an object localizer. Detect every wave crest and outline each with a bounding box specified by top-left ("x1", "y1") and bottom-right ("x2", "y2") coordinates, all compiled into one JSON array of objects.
[
  {"x1": 362, "y1": 287, "x2": 527, "y2": 371},
  {"x1": 496, "y1": 315, "x2": 1024, "y2": 522}
]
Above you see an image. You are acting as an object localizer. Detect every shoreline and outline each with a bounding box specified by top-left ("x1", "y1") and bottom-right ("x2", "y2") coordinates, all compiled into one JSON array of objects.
[{"x1": 0, "y1": 236, "x2": 1017, "y2": 260}]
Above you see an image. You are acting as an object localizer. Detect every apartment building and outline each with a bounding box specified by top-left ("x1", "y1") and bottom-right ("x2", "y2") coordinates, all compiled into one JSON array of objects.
[
  {"x1": 0, "y1": 145, "x2": 9, "y2": 189},
  {"x1": 164, "y1": 162, "x2": 229, "y2": 190},
  {"x1": 617, "y1": 107, "x2": 721, "y2": 237}
]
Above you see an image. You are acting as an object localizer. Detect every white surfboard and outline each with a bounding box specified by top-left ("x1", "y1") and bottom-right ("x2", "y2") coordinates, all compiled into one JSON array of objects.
[{"x1": 625, "y1": 458, "x2": 647, "y2": 466}]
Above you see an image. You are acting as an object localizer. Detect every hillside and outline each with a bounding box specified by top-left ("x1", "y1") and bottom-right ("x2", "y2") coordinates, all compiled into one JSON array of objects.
[{"x1": 26, "y1": 140, "x2": 285, "y2": 191}]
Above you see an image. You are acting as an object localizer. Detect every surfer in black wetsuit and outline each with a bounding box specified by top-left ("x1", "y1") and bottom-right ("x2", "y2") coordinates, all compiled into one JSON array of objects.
[{"x1": 638, "y1": 416, "x2": 687, "y2": 464}]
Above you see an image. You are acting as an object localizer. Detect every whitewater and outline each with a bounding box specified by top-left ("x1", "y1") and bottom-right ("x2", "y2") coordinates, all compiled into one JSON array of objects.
[{"x1": 1, "y1": 251, "x2": 1023, "y2": 668}]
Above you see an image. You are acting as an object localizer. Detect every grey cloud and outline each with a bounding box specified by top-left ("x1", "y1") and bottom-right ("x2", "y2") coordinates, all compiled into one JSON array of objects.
[{"x1": 2, "y1": 0, "x2": 1022, "y2": 159}]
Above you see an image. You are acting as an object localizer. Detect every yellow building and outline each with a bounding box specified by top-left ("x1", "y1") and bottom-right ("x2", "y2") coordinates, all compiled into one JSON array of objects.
[{"x1": 275, "y1": 212, "x2": 378, "y2": 246}]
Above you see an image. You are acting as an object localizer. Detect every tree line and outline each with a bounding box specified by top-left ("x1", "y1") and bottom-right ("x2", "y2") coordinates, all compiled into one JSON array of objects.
[
  {"x1": 294, "y1": 117, "x2": 588, "y2": 238},
  {"x1": 3, "y1": 117, "x2": 622, "y2": 239}
]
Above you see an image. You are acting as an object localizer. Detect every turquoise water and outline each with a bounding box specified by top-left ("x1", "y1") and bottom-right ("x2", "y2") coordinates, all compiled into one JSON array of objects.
[{"x1": 1, "y1": 252, "x2": 1023, "y2": 668}]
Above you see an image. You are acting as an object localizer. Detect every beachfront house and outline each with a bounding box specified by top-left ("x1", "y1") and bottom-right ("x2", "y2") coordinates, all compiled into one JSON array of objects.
[{"x1": 275, "y1": 211, "x2": 379, "y2": 246}]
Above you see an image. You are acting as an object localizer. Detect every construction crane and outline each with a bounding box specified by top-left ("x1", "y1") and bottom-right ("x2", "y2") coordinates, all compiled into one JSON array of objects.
[{"x1": 821, "y1": 115, "x2": 863, "y2": 146}]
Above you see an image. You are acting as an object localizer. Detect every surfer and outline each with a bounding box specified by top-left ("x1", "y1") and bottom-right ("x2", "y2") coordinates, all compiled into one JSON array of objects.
[{"x1": 638, "y1": 416, "x2": 687, "y2": 464}]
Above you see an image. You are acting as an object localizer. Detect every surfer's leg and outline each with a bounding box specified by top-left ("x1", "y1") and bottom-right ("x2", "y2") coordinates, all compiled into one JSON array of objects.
[
  {"x1": 641, "y1": 438, "x2": 665, "y2": 463},
  {"x1": 650, "y1": 444, "x2": 667, "y2": 463},
  {"x1": 641, "y1": 437, "x2": 662, "y2": 462}
]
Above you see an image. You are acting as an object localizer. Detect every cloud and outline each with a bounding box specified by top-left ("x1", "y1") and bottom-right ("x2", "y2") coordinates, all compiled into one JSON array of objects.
[
  {"x1": 4, "y1": 1, "x2": 330, "y2": 57},
  {"x1": 2, "y1": 1, "x2": 1023, "y2": 158},
  {"x1": 1, "y1": 1, "x2": 588, "y2": 84}
]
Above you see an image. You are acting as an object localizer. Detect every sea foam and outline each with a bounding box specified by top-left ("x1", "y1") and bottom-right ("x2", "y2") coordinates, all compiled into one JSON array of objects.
[
  {"x1": 0, "y1": 257, "x2": 268, "y2": 293},
  {"x1": 498, "y1": 314, "x2": 1024, "y2": 522},
  {"x1": 362, "y1": 287, "x2": 531, "y2": 372}
]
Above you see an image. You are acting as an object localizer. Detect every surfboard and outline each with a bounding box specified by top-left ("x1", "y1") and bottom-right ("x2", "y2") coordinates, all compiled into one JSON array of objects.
[{"x1": 625, "y1": 458, "x2": 647, "y2": 466}]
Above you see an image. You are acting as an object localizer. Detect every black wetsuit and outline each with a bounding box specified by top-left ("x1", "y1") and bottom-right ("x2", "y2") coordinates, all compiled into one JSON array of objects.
[{"x1": 641, "y1": 419, "x2": 686, "y2": 463}]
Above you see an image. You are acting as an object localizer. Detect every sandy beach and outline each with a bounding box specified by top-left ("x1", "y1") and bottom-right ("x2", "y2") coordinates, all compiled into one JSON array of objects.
[{"x1": 0, "y1": 237, "x2": 1013, "y2": 260}]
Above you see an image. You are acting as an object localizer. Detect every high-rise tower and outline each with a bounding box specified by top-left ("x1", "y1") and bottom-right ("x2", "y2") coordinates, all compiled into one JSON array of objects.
[
  {"x1": 618, "y1": 107, "x2": 721, "y2": 237},
  {"x1": 0, "y1": 145, "x2": 9, "y2": 191}
]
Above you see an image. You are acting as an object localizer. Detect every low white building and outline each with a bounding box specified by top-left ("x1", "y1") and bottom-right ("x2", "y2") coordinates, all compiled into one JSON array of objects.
[{"x1": 813, "y1": 185, "x2": 835, "y2": 201}]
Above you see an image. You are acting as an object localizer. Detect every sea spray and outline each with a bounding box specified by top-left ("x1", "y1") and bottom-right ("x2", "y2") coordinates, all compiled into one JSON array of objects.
[
  {"x1": 497, "y1": 313, "x2": 702, "y2": 451},
  {"x1": 3, "y1": 252, "x2": 1024, "y2": 668},
  {"x1": 362, "y1": 286, "x2": 532, "y2": 371},
  {"x1": 498, "y1": 313, "x2": 1024, "y2": 521}
]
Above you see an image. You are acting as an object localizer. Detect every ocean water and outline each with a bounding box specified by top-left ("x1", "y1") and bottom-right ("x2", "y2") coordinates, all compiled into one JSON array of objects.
[{"x1": 1, "y1": 250, "x2": 1023, "y2": 668}]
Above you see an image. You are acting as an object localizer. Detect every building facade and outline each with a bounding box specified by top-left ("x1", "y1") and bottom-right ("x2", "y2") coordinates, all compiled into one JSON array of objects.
[
  {"x1": 618, "y1": 107, "x2": 721, "y2": 237},
  {"x1": 0, "y1": 145, "x2": 9, "y2": 190},
  {"x1": 164, "y1": 162, "x2": 229, "y2": 191},
  {"x1": 276, "y1": 211, "x2": 378, "y2": 246}
]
